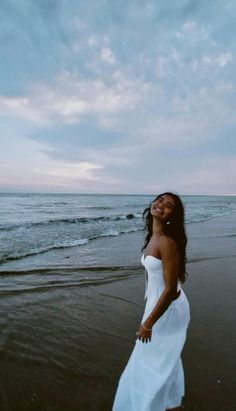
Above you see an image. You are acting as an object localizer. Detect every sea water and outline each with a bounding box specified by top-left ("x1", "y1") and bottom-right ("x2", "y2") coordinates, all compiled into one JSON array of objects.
[{"x1": 0, "y1": 193, "x2": 235, "y2": 291}]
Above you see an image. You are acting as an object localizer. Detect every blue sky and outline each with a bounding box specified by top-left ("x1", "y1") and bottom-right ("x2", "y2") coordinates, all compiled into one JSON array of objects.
[{"x1": 0, "y1": 0, "x2": 236, "y2": 195}]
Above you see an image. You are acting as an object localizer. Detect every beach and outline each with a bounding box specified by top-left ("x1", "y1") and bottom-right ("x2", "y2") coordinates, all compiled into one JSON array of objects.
[{"x1": 0, "y1": 196, "x2": 236, "y2": 410}]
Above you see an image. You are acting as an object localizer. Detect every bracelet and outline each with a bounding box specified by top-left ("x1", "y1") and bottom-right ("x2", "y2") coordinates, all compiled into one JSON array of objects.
[{"x1": 142, "y1": 324, "x2": 152, "y2": 332}]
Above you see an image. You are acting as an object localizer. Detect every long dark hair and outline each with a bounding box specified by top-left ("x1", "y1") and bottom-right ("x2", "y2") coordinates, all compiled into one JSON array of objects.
[{"x1": 141, "y1": 192, "x2": 188, "y2": 283}]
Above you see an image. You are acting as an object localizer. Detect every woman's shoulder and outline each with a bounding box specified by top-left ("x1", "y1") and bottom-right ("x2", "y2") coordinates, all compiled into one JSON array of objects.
[{"x1": 159, "y1": 235, "x2": 178, "y2": 254}]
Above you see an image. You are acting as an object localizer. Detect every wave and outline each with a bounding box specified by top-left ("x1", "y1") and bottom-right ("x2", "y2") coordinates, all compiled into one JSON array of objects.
[
  {"x1": 1, "y1": 207, "x2": 234, "y2": 232},
  {"x1": 0, "y1": 239, "x2": 89, "y2": 264},
  {"x1": 0, "y1": 265, "x2": 135, "y2": 275},
  {"x1": 186, "y1": 210, "x2": 232, "y2": 224},
  {"x1": 85, "y1": 206, "x2": 113, "y2": 210},
  {"x1": 0, "y1": 213, "x2": 141, "y2": 232},
  {"x1": 191, "y1": 233, "x2": 236, "y2": 239},
  {"x1": 188, "y1": 254, "x2": 236, "y2": 263},
  {"x1": 0, "y1": 269, "x2": 139, "y2": 296},
  {"x1": 0, "y1": 227, "x2": 142, "y2": 264}
]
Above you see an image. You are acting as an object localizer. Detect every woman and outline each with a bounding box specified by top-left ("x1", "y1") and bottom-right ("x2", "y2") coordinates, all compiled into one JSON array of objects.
[{"x1": 112, "y1": 192, "x2": 190, "y2": 411}]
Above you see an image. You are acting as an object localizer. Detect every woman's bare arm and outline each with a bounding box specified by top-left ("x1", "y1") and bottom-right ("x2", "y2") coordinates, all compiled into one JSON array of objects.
[
  {"x1": 142, "y1": 237, "x2": 180, "y2": 329},
  {"x1": 136, "y1": 237, "x2": 181, "y2": 342}
]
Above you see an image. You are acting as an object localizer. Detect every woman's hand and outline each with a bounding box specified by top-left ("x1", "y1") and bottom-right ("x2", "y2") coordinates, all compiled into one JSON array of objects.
[{"x1": 136, "y1": 322, "x2": 152, "y2": 343}]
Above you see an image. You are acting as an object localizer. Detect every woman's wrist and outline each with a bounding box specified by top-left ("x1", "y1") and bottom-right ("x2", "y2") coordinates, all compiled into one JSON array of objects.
[
  {"x1": 143, "y1": 315, "x2": 155, "y2": 330},
  {"x1": 142, "y1": 323, "x2": 152, "y2": 332}
]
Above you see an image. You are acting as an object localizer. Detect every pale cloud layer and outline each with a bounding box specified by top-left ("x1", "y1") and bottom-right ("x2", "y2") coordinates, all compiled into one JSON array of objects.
[{"x1": 0, "y1": 0, "x2": 236, "y2": 194}]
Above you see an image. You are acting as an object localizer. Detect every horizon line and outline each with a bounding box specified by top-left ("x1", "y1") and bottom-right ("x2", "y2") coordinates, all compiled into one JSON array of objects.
[{"x1": 0, "y1": 191, "x2": 235, "y2": 197}]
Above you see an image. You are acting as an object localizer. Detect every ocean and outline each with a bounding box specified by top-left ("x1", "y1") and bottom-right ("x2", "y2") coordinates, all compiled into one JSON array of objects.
[
  {"x1": 0, "y1": 192, "x2": 235, "y2": 294},
  {"x1": 1, "y1": 193, "x2": 235, "y2": 267},
  {"x1": 0, "y1": 194, "x2": 236, "y2": 272}
]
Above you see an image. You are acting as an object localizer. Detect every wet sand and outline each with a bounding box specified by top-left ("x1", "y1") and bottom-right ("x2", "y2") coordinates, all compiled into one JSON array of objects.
[{"x1": 0, "y1": 212, "x2": 236, "y2": 410}]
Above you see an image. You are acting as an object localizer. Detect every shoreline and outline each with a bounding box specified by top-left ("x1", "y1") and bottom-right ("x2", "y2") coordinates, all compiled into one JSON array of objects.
[{"x1": 1, "y1": 208, "x2": 236, "y2": 273}]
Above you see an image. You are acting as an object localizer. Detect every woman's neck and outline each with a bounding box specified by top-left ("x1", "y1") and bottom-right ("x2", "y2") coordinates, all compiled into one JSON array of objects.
[{"x1": 152, "y1": 219, "x2": 165, "y2": 237}]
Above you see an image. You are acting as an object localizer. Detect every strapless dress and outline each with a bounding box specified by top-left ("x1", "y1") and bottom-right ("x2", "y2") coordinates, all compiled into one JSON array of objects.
[{"x1": 112, "y1": 253, "x2": 190, "y2": 411}]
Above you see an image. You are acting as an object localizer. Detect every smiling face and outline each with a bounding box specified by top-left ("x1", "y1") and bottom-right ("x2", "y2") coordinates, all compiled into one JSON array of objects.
[{"x1": 150, "y1": 194, "x2": 176, "y2": 222}]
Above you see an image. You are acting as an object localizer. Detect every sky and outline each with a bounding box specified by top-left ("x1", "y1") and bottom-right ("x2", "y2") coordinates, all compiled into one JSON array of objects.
[{"x1": 0, "y1": 0, "x2": 236, "y2": 195}]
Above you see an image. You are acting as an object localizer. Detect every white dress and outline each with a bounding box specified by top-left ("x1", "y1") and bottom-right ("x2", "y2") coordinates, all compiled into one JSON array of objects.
[{"x1": 112, "y1": 254, "x2": 190, "y2": 411}]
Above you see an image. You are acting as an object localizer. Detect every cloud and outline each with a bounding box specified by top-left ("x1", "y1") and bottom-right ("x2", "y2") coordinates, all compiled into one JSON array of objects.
[
  {"x1": 182, "y1": 20, "x2": 197, "y2": 31},
  {"x1": 172, "y1": 154, "x2": 236, "y2": 195},
  {"x1": 0, "y1": 162, "x2": 9, "y2": 169},
  {"x1": 33, "y1": 162, "x2": 104, "y2": 181},
  {"x1": 100, "y1": 47, "x2": 116, "y2": 64},
  {"x1": 0, "y1": 0, "x2": 236, "y2": 194},
  {"x1": 0, "y1": 70, "x2": 150, "y2": 125},
  {"x1": 32, "y1": 160, "x2": 124, "y2": 191},
  {"x1": 202, "y1": 52, "x2": 233, "y2": 68}
]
